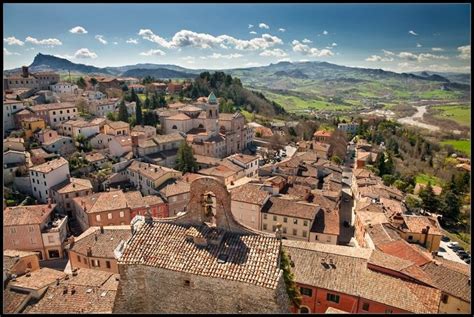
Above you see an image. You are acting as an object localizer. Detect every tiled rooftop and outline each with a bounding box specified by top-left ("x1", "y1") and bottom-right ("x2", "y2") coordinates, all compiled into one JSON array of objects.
[
  {"x1": 230, "y1": 183, "x2": 270, "y2": 206},
  {"x1": 262, "y1": 197, "x2": 320, "y2": 220},
  {"x1": 119, "y1": 221, "x2": 282, "y2": 289},
  {"x1": 29, "y1": 157, "x2": 68, "y2": 173},
  {"x1": 127, "y1": 160, "x2": 180, "y2": 181},
  {"x1": 51, "y1": 177, "x2": 92, "y2": 194},
  {"x1": 4, "y1": 204, "x2": 55, "y2": 226},
  {"x1": 9, "y1": 268, "x2": 66, "y2": 291},
  {"x1": 71, "y1": 226, "x2": 132, "y2": 258},
  {"x1": 106, "y1": 120, "x2": 129, "y2": 130},
  {"x1": 159, "y1": 180, "x2": 191, "y2": 198},
  {"x1": 153, "y1": 133, "x2": 184, "y2": 144},
  {"x1": 401, "y1": 215, "x2": 443, "y2": 235},
  {"x1": 30, "y1": 102, "x2": 76, "y2": 111},
  {"x1": 377, "y1": 239, "x2": 432, "y2": 266}
]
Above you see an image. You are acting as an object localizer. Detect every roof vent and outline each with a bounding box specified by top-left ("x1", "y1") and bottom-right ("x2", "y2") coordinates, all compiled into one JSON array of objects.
[
  {"x1": 64, "y1": 274, "x2": 70, "y2": 280},
  {"x1": 217, "y1": 253, "x2": 229, "y2": 264},
  {"x1": 101, "y1": 291, "x2": 108, "y2": 297},
  {"x1": 56, "y1": 277, "x2": 60, "y2": 285},
  {"x1": 86, "y1": 288, "x2": 93, "y2": 294},
  {"x1": 72, "y1": 268, "x2": 78, "y2": 276},
  {"x1": 63, "y1": 286, "x2": 68, "y2": 295}
]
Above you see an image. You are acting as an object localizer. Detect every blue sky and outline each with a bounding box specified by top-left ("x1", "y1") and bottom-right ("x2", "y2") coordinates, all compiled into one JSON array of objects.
[{"x1": 3, "y1": 3, "x2": 471, "y2": 73}]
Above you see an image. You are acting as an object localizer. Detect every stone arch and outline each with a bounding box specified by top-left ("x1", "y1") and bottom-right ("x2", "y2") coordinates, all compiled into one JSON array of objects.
[
  {"x1": 172, "y1": 125, "x2": 177, "y2": 129},
  {"x1": 198, "y1": 123, "x2": 204, "y2": 129},
  {"x1": 299, "y1": 306, "x2": 310, "y2": 314}
]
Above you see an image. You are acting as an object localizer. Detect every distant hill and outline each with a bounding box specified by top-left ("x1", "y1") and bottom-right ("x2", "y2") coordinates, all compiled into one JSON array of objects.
[
  {"x1": 120, "y1": 68, "x2": 196, "y2": 79},
  {"x1": 412, "y1": 71, "x2": 470, "y2": 85},
  {"x1": 28, "y1": 53, "x2": 111, "y2": 75}
]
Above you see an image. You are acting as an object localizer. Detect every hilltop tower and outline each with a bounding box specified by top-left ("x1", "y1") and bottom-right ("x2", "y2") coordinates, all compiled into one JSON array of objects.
[{"x1": 204, "y1": 92, "x2": 219, "y2": 135}]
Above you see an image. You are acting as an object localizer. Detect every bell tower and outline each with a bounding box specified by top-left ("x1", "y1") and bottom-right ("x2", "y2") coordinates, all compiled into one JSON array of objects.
[{"x1": 205, "y1": 92, "x2": 219, "y2": 135}]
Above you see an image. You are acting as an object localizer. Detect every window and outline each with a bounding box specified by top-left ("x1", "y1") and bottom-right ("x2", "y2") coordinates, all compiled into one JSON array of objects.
[
  {"x1": 362, "y1": 303, "x2": 370, "y2": 311},
  {"x1": 273, "y1": 215, "x2": 277, "y2": 221},
  {"x1": 263, "y1": 214, "x2": 267, "y2": 220},
  {"x1": 65, "y1": 194, "x2": 69, "y2": 199},
  {"x1": 66, "y1": 203, "x2": 71, "y2": 208},
  {"x1": 303, "y1": 220, "x2": 308, "y2": 227},
  {"x1": 326, "y1": 293, "x2": 340, "y2": 303},
  {"x1": 384, "y1": 309, "x2": 393, "y2": 314},
  {"x1": 48, "y1": 236, "x2": 55, "y2": 243},
  {"x1": 300, "y1": 287, "x2": 312, "y2": 297},
  {"x1": 302, "y1": 231, "x2": 307, "y2": 238},
  {"x1": 283, "y1": 217, "x2": 288, "y2": 223},
  {"x1": 272, "y1": 225, "x2": 277, "y2": 232},
  {"x1": 108, "y1": 213, "x2": 113, "y2": 220},
  {"x1": 441, "y1": 294, "x2": 449, "y2": 304},
  {"x1": 96, "y1": 215, "x2": 101, "y2": 222},
  {"x1": 315, "y1": 235, "x2": 319, "y2": 241},
  {"x1": 92, "y1": 259, "x2": 101, "y2": 267},
  {"x1": 293, "y1": 229, "x2": 297, "y2": 236},
  {"x1": 282, "y1": 227, "x2": 287, "y2": 234},
  {"x1": 293, "y1": 219, "x2": 298, "y2": 225},
  {"x1": 77, "y1": 255, "x2": 81, "y2": 263},
  {"x1": 120, "y1": 211, "x2": 124, "y2": 218},
  {"x1": 263, "y1": 224, "x2": 267, "y2": 230},
  {"x1": 184, "y1": 279, "x2": 191, "y2": 287},
  {"x1": 408, "y1": 235, "x2": 413, "y2": 240},
  {"x1": 10, "y1": 227, "x2": 17, "y2": 234},
  {"x1": 27, "y1": 262, "x2": 32, "y2": 269},
  {"x1": 28, "y1": 226, "x2": 35, "y2": 232},
  {"x1": 106, "y1": 261, "x2": 111, "y2": 269}
]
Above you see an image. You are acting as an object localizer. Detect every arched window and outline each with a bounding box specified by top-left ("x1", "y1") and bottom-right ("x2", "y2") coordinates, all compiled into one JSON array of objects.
[
  {"x1": 209, "y1": 110, "x2": 212, "y2": 117},
  {"x1": 299, "y1": 307, "x2": 310, "y2": 314},
  {"x1": 172, "y1": 125, "x2": 177, "y2": 129},
  {"x1": 198, "y1": 124, "x2": 204, "y2": 129}
]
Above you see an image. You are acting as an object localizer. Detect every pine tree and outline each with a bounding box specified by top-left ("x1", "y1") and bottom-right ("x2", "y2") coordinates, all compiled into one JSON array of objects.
[
  {"x1": 135, "y1": 98, "x2": 143, "y2": 126},
  {"x1": 175, "y1": 142, "x2": 198, "y2": 173},
  {"x1": 144, "y1": 97, "x2": 151, "y2": 109},
  {"x1": 118, "y1": 100, "x2": 129, "y2": 123},
  {"x1": 419, "y1": 182, "x2": 439, "y2": 213},
  {"x1": 442, "y1": 190, "x2": 461, "y2": 220},
  {"x1": 130, "y1": 88, "x2": 138, "y2": 103}
]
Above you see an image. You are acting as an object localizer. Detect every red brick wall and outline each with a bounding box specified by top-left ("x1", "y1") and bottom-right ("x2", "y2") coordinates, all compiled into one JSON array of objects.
[{"x1": 130, "y1": 203, "x2": 169, "y2": 220}]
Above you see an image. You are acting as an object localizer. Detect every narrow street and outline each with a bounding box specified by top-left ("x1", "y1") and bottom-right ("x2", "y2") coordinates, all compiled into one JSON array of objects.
[{"x1": 338, "y1": 141, "x2": 356, "y2": 246}]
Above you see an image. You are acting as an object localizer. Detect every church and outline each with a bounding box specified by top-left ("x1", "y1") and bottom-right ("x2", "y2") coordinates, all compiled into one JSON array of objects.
[{"x1": 160, "y1": 92, "x2": 253, "y2": 158}]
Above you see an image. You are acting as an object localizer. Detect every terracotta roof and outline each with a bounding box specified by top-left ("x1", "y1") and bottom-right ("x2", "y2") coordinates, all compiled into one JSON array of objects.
[
  {"x1": 198, "y1": 164, "x2": 238, "y2": 179},
  {"x1": 123, "y1": 191, "x2": 164, "y2": 209},
  {"x1": 4, "y1": 204, "x2": 55, "y2": 226},
  {"x1": 159, "y1": 180, "x2": 190, "y2": 198},
  {"x1": 194, "y1": 154, "x2": 221, "y2": 166},
  {"x1": 3, "y1": 288, "x2": 30, "y2": 313},
  {"x1": 262, "y1": 197, "x2": 320, "y2": 220},
  {"x1": 71, "y1": 226, "x2": 132, "y2": 258},
  {"x1": 106, "y1": 120, "x2": 129, "y2": 130},
  {"x1": 29, "y1": 157, "x2": 68, "y2": 173},
  {"x1": 84, "y1": 152, "x2": 106, "y2": 163},
  {"x1": 179, "y1": 105, "x2": 202, "y2": 112},
  {"x1": 153, "y1": 133, "x2": 184, "y2": 144},
  {"x1": 113, "y1": 135, "x2": 132, "y2": 146},
  {"x1": 310, "y1": 208, "x2": 340, "y2": 235},
  {"x1": 73, "y1": 190, "x2": 128, "y2": 214},
  {"x1": 313, "y1": 130, "x2": 333, "y2": 137},
  {"x1": 219, "y1": 112, "x2": 243, "y2": 121},
  {"x1": 127, "y1": 160, "x2": 180, "y2": 181},
  {"x1": 181, "y1": 172, "x2": 205, "y2": 183},
  {"x1": 51, "y1": 177, "x2": 92, "y2": 194},
  {"x1": 230, "y1": 183, "x2": 270, "y2": 206},
  {"x1": 41, "y1": 135, "x2": 72, "y2": 147},
  {"x1": 283, "y1": 241, "x2": 440, "y2": 313},
  {"x1": 9, "y1": 268, "x2": 66, "y2": 291},
  {"x1": 30, "y1": 102, "x2": 76, "y2": 112},
  {"x1": 368, "y1": 249, "x2": 414, "y2": 272},
  {"x1": 229, "y1": 153, "x2": 258, "y2": 165},
  {"x1": 377, "y1": 240, "x2": 432, "y2": 266},
  {"x1": 401, "y1": 215, "x2": 443, "y2": 235},
  {"x1": 422, "y1": 261, "x2": 471, "y2": 302},
  {"x1": 25, "y1": 268, "x2": 118, "y2": 313},
  {"x1": 366, "y1": 223, "x2": 400, "y2": 246},
  {"x1": 167, "y1": 113, "x2": 191, "y2": 121},
  {"x1": 119, "y1": 221, "x2": 282, "y2": 289}
]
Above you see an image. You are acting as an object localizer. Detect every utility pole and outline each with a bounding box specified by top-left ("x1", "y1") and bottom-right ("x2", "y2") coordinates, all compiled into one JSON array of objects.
[{"x1": 69, "y1": 70, "x2": 71, "y2": 83}]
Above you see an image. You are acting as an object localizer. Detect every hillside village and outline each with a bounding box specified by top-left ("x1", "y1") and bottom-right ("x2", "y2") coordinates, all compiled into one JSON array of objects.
[{"x1": 2, "y1": 66, "x2": 471, "y2": 314}]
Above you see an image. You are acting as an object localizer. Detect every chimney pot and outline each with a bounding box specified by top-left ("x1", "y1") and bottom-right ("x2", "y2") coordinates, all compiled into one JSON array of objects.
[{"x1": 100, "y1": 226, "x2": 104, "y2": 234}]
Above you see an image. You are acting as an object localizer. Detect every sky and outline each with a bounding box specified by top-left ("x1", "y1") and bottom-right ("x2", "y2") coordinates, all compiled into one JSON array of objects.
[{"x1": 3, "y1": 3, "x2": 471, "y2": 73}]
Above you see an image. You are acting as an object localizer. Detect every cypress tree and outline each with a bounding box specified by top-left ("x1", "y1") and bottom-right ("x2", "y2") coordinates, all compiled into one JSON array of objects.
[
  {"x1": 136, "y1": 98, "x2": 143, "y2": 126},
  {"x1": 118, "y1": 100, "x2": 129, "y2": 123}
]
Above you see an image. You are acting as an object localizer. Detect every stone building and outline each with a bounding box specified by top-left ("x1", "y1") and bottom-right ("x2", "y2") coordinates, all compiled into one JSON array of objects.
[{"x1": 113, "y1": 177, "x2": 290, "y2": 313}]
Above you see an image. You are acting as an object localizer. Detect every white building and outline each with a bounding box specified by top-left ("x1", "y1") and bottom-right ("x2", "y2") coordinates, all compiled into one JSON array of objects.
[
  {"x1": 50, "y1": 82, "x2": 79, "y2": 94},
  {"x1": 58, "y1": 119, "x2": 101, "y2": 139},
  {"x1": 3, "y1": 100, "x2": 25, "y2": 131},
  {"x1": 126, "y1": 160, "x2": 181, "y2": 196},
  {"x1": 227, "y1": 153, "x2": 259, "y2": 178},
  {"x1": 30, "y1": 103, "x2": 78, "y2": 128},
  {"x1": 338, "y1": 122, "x2": 360, "y2": 134},
  {"x1": 109, "y1": 135, "x2": 133, "y2": 157},
  {"x1": 88, "y1": 99, "x2": 119, "y2": 117},
  {"x1": 29, "y1": 157, "x2": 70, "y2": 203}
]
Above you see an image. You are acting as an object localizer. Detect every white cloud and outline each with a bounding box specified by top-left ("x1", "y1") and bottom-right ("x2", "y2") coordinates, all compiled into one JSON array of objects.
[
  {"x1": 69, "y1": 26, "x2": 88, "y2": 34},
  {"x1": 95, "y1": 35, "x2": 108, "y2": 45},
  {"x1": 250, "y1": 31, "x2": 257, "y2": 35},
  {"x1": 457, "y1": 45, "x2": 470, "y2": 60},
  {"x1": 408, "y1": 30, "x2": 418, "y2": 36},
  {"x1": 114, "y1": 42, "x2": 118, "y2": 45},
  {"x1": 25, "y1": 36, "x2": 62, "y2": 46},
  {"x1": 395, "y1": 62, "x2": 470, "y2": 73},
  {"x1": 139, "y1": 49, "x2": 166, "y2": 56},
  {"x1": 138, "y1": 28, "x2": 283, "y2": 51},
  {"x1": 331, "y1": 42, "x2": 337, "y2": 47},
  {"x1": 416, "y1": 43, "x2": 422, "y2": 48},
  {"x1": 365, "y1": 55, "x2": 393, "y2": 62},
  {"x1": 4, "y1": 48, "x2": 20, "y2": 56},
  {"x1": 248, "y1": 24, "x2": 254, "y2": 28},
  {"x1": 182, "y1": 56, "x2": 195, "y2": 61},
  {"x1": 302, "y1": 38, "x2": 312, "y2": 44},
  {"x1": 74, "y1": 48, "x2": 98, "y2": 59},
  {"x1": 431, "y1": 47, "x2": 444, "y2": 52},
  {"x1": 260, "y1": 48, "x2": 288, "y2": 58},
  {"x1": 126, "y1": 38, "x2": 138, "y2": 44},
  {"x1": 207, "y1": 53, "x2": 243, "y2": 59},
  {"x1": 322, "y1": 30, "x2": 328, "y2": 35},
  {"x1": 279, "y1": 28, "x2": 286, "y2": 32},
  {"x1": 4, "y1": 36, "x2": 24, "y2": 46},
  {"x1": 245, "y1": 62, "x2": 261, "y2": 67},
  {"x1": 292, "y1": 40, "x2": 334, "y2": 57},
  {"x1": 53, "y1": 53, "x2": 74, "y2": 59},
  {"x1": 382, "y1": 49, "x2": 395, "y2": 56},
  {"x1": 259, "y1": 23, "x2": 270, "y2": 29},
  {"x1": 398, "y1": 51, "x2": 449, "y2": 62}
]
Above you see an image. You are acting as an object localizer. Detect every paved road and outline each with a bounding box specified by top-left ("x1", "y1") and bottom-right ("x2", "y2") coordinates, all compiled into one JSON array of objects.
[
  {"x1": 438, "y1": 240, "x2": 470, "y2": 265},
  {"x1": 338, "y1": 142, "x2": 355, "y2": 246}
]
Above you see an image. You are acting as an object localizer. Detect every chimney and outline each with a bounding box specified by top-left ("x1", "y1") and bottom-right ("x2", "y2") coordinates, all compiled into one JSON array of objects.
[
  {"x1": 22, "y1": 66, "x2": 28, "y2": 78},
  {"x1": 64, "y1": 274, "x2": 70, "y2": 280},
  {"x1": 63, "y1": 286, "x2": 68, "y2": 295},
  {"x1": 56, "y1": 278, "x2": 60, "y2": 286},
  {"x1": 95, "y1": 234, "x2": 98, "y2": 241},
  {"x1": 423, "y1": 226, "x2": 430, "y2": 247},
  {"x1": 47, "y1": 198, "x2": 52, "y2": 208},
  {"x1": 145, "y1": 204, "x2": 153, "y2": 225},
  {"x1": 71, "y1": 286, "x2": 76, "y2": 295},
  {"x1": 72, "y1": 268, "x2": 78, "y2": 276},
  {"x1": 100, "y1": 225, "x2": 104, "y2": 234},
  {"x1": 86, "y1": 247, "x2": 92, "y2": 257},
  {"x1": 275, "y1": 223, "x2": 282, "y2": 240}
]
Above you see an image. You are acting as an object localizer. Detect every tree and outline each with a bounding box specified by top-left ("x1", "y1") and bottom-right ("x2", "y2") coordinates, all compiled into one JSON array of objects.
[
  {"x1": 106, "y1": 112, "x2": 117, "y2": 121},
  {"x1": 90, "y1": 77, "x2": 98, "y2": 86},
  {"x1": 130, "y1": 88, "x2": 138, "y2": 103},
  {"x1": 118, "y1": 100, "x2": 129, "y2": 123},
  {"x1": 121, "y1": 84, "x2": 129, "y2": 92},
  {"x1": 441, "y1": 190, "x2": 461, "y2": 220},
  {"x1": 144, "y1": 97, "x2": 151, "y2": 109},
  {"x1": 175, "y1": 142, "x2": 198, "y2": 173},
  {"x1": 419, "y1": 182, "x2": 439, "y2": 213},
  {"x1": 77, "y1": 77, "x2": 87, "y2": 89},
  {"x1": 331, "y1": 156, "x2": 342, "y2": 165},
  {"x1": 16, "y1": 95, "x2": 21, "y2": 101},
  {"x1": 143, "y1": 111, "x2": 157, "y2": 126},
  {"x1": 158, "y1": 95, "x2": 167, "y2": 108},
  {"x1": 135, "y1": 98, "x2": 143, "y2": 126}
]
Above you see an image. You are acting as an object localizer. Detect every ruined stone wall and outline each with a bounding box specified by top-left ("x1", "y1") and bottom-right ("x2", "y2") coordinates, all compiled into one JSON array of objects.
[{"x1": 113, "y1": 264, "x2": 290, "y2": 313}]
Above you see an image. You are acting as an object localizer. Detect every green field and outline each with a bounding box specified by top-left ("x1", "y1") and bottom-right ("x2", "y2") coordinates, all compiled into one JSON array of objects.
[
  {"x1": 415, "y1": 173, "x2": 443, "y2": 187},
  {"x1": 419, "y1": 89, "x2": 462, "y2": 99},
  {"x1": 441, "y1": 139, "x2": 471, "y2": 157},
  {"x1": 137, "y1": 93, "x2": 147, "y2": 102},
  {"x1": 431, "y1": 105, "x2": 470, "y2": 127},
  {"x1": 264, "y1": 91, "x2": 352, "y2": 112}
]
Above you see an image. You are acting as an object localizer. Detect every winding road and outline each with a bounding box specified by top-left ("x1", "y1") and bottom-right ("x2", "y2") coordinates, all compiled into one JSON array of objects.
[{"x1": 397, "y1": 104, "x2": 462, "y2": 134}]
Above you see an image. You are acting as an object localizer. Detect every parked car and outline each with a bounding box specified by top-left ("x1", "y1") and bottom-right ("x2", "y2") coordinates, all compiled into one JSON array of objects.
[
  {"x1": 448, "y1": 242, "x2": 459, "y2": 249},
  {"x1": 464, "y1": 258, "x2": 471, "y2": 264},
  {"x1": 441, "y1": 236, "x2": 450, "y2": 242},
  {"x1": 455, "y1": 247, "x2": 466, "y2": 254},
  {"x1": 459, "y1": 253, "x2": 470, "y2": 260}
]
